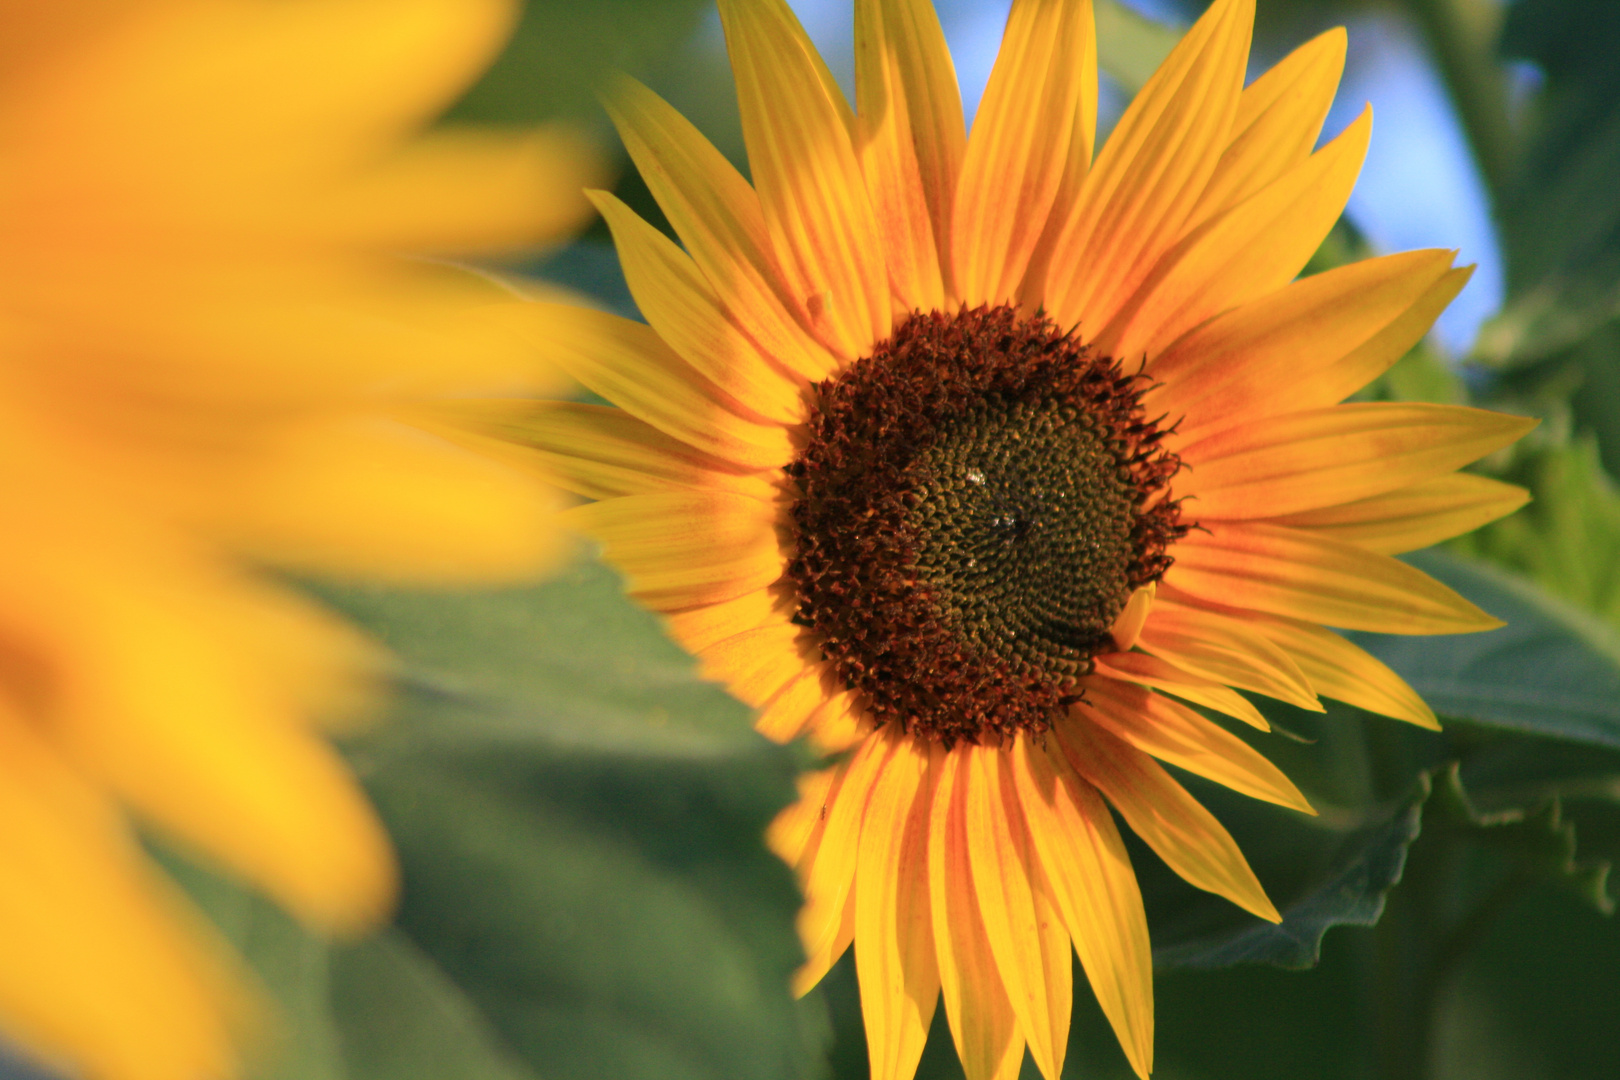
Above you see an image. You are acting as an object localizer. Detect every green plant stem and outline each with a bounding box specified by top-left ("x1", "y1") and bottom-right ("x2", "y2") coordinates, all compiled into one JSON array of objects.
[{"x1": 1406, "y1": 0, "x2": 1516, "y2": 200}]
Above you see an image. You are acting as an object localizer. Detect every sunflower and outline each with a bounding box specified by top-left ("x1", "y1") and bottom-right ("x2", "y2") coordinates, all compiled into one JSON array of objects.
[
  {"x1": 473, "y1": 0, "x2": 1533, "y2": 1076},
  {"x1": 0, "y1": 1, "x2": 597, "y2": 1078}
]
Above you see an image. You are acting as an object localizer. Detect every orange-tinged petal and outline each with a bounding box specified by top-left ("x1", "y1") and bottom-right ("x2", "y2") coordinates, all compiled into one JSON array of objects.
[
  {"x1": 1268, "y1": 474, "x2": 1531, "y2": 555},
  {"x1": 854, "y1": 0, "x2": 964, "y2": 307},
  {"x1": 1167, "y1": 520, "x2": 1502, "y2": 634},
  {"x1": 1093, "y1": 650, "x2": 1269, "y2": 731},
  {"x1": 499, "y1": 303, "x2": 793, "y2": 470},
  {"x1": 1042, "y1": 0, "x2": 1253, "y2": 332},
  {"x1": 564, "y1": 491, "x2": 784, "y2": 611},
  {"x1": 719, "y1": 0, "x2": 891, "y2": 357},
  {"x1": 793, "y1": 732, "x2": 895, "y2": 994},
  {"x1": 768, "y1": 764, "x2": 843, "y2": 869},
  {"x1": 1178, "y1": 402, "x2": 1537, "y2": 519},
  {"x1": 589, "y1": 190, "x2": 808, "y2": 425},
  {"x1": 756, "y1": 666, "x2": 836, "y2": 743},
  {"x1": 0, "y1": 713, "x2": 242, "y2": 1080},
  {"x1": 664, "y1": 587, "x2": 796, "y2": 655},
  {"x1": 928, "y1": 748, "x2": 1025, "y2": 1080},
  {"x1": 855, "y1": 735, "x2": 939, "y2": 1080},
  {"x1": 1080, "y1": 679, "x2": 1314, "y2": 814},
  {"x1": 439, "y1": 399, "x2": 768, "y2": 502},
  {"x1": 1019, "y1": 17, "x2": 1100, "y2": 307},
  {"x1": 1136, "y1": 598, "x2": 1321, "y2": 710},
  {"x1": 1186, "y1": 28, "x2": 1346, "y2": 224},
  {"x1": 964, "y1": 743, "x2": 1072, "y2": 1080},
  {"x1": 1010, "y1": 736, "x2": 1153, "y2": 1080},
  {"x1": 1100, "y1": 106, "x2": 1371, "y2": 363},
  {"x1": 1147, "y1": 249, "x2": 1456, "y2": 441},
  {"x1": 603, "y1": 75, "x2": 837, "y2": 379},
  {"x1": 951, "y1": 0, "x2": 1095, "y2": 306},
  {"x1": 697, "y1": 622, "x2": 808, "y2": 708},
  {"x1": 854, "y1": 0, "x2": 955, "y2": 311},
  {"x1": 1056, "y1": 717, "x2": 1279, "y2": 922},
  {"x1": 807, "y1": 690, "x2": 874, "y2": 754}
]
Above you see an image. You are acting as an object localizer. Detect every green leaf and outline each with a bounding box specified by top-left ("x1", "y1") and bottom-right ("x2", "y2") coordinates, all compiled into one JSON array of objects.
[
  {"x1": 320, "y1": 558, "x2": 825, "y2": 1080},
  {"x1": 1348, "y1": 550, "x2": 1620, "y2": 751},
  {"x1": 1453, "y1": 432, "x2": 1620, "y2": 623},
  {"x1": 163, "y1": 864, "x2": 536, "y2": 1080},
  {"x1": 1149, "y1": 775, "x2": 1424, "y2": 971},
  {"x1": 1480, "y1": 0, "x2": 1620, "y2": 368},
  {"x1": 168, "y1": 557, "x2": 820, "y2": 1080},
  {"x1": 446, "y1": 0, "x2": 713, "y2": 123},
  {"x1": 1426, "y1": 763, "x2": 1614, "y2": 914},
  {"x1": 1148, "y1": 753, "x2": 1615, "y2": 972}
]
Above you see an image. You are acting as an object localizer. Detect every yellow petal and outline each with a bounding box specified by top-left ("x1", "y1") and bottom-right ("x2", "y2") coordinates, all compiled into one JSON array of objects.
[
  {"x1": 1186, "y1": 28, "x2": 1346, "y2": 224},
  {"x1": 808, "y1": 690, "x2": 875, "y2": 755},
  {"x1": 0, "y1": 714, "x2": 242, "y2": 1080},
  {"x1": 1092, "y1": 650, "x2": 1269, "y2": 731},
  {"x1": 756, "y1": 666, "x2": 836, "y2": 744},
  {"x1": 1296, "y1": 265, "x2": 1476, "y2": 408},
  {"x1": 50, "y1": 566, "x2": 397, "y2": 934},
  {"x1": 322, "y1": 125, "x2": 603, "y2": 253},
  {"x1": 792, "y1": 733, "x2": 895, "y2": 994},
  {"x1": 565, "y1": 491, "x2": 784, "y2": 611},
  {"x1": 663, "y1": 587, "x2": 795, "y2": 655},
  {"x1": 719, "y1": 0, "x2": 891, "y2": 357},
  {"x1": 1167, "y1": 521, "x2": 1503, "y2": 634},
  {"x1": 1056, "y1": 715, "x2": 1280, "y2": 922},
  {"x1": 1136, "y1": 598, "x2": 1321, "y2": 710},
  {"x1": 928, "y1": 747, "x2": 1025, "y2": 1080},
  {"x1": 1268, "y1": 474, "x2": 1531, "y2": 555},
  {"x1": 854, "y1": 734, "x2": 940, "y2": 1080},
  {"x1": 1080, "y1": 679, "x2": 1314, "y2": 814},
  {"x1": 1148, "y1": 249, "x2": 1457, "y2": 443},
  {"x1": 1019, "y1": 15, "x2": 1100, "y2": 307},
  {"x1": 603, "y1": 75, "x2": 838, "y2": 378},
  {"x1": 1109, "y1": 582, "x2": 1156, "y2": 652},
  {"x1": 1248, "y1": 613, "x2": 1439, "y2": 728},
  {"x1": 854, "y1": 0, "x2": 960, "y2": 310},
  {"x1": 696, "y1": 622, "x2": 809, "y2": 708},
  {"x1": 964, "y1": 743, "x2": 1072, "y2": 1080},
  {"x1": 212, "y1": 413, "x2": 571, "y2": 582},
  {"x1": 1101, "y1": 106, "x2": 1371, "y2": 363},
  {"x1": 768, "y1": 764, "x2": 843, "y2": 868},
  {"x1": 499, "y1": 302, "x2": 794, "y2": 470},
  {"x1": 1042, "y1": 0, "x2": 1253, "y2": 332},
  {"x1": 1178, "y1": 402, "x2": 1537, "y2": 520},
  {"x1": 438, "y1": 399, "x2": 770, "y2": 502},
  {"x1": 951, "y1": 0, "x2": 1096, "y2": 306},
  {"x1": 588, "y1": 190, "x2": 807, "y2": 425},
  {"x1": 1010, "y1": 736, "x2": 1154, "y2": 1079}
]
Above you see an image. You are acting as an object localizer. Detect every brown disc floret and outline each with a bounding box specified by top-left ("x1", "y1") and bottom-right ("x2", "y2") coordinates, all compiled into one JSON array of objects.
[{"x1": 784, "y1": 304, "x2": 1188, "y2": 746}]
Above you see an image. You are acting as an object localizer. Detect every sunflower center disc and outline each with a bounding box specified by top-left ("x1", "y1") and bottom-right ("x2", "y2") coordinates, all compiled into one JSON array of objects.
[{"x1": 785, "y1": 305, "x2": 1188, "y2": 746}]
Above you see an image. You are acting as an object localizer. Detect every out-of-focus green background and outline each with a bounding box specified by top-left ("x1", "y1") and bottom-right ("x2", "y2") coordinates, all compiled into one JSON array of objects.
[{"x1": 6, "y1": 2, "x2": 1617, "y2": 1079}]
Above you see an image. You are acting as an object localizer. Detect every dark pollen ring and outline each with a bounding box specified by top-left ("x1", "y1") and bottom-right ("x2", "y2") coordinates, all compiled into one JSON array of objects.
[{"x1": 784, "y1": 304, "x2": 1188, "y2": 747}]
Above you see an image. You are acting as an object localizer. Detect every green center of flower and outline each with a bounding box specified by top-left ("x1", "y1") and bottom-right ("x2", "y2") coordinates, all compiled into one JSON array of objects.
[{"x1": 784, "y1": 305, "x2": 1187, "y2": 746}]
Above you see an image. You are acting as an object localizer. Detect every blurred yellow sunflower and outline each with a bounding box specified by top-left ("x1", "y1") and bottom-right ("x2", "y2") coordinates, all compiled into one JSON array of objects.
[
  {"x1": 470, "y1": 0, "x2": 1534, "y2": 1077},
  {"x1": 0, "y1": 0, "x2": 598, "y2": 1077}
]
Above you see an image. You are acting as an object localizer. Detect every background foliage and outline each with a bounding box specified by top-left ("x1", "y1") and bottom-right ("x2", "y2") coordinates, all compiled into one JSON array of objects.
[{"x1": 6, "y1": 1, "x2": 1617, "y2": 1079}]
